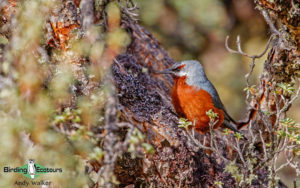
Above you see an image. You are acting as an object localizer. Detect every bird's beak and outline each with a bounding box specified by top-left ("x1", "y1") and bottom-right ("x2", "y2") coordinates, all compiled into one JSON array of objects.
[{"x1": 153, "y1": 68, "x2": 173, "y2": 75}]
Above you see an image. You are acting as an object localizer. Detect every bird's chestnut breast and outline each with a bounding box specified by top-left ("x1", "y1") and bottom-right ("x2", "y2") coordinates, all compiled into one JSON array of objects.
[{"x1": 171, "y1": 76, "x2": 224, "y2": 133}]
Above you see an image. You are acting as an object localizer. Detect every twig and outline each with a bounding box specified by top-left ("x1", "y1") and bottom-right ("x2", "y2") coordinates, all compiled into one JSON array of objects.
[
  {"x1": 225, "y1": 34, "x2": 274, "y2": 59},
  {"x1": 209, "y1": 119, "x2": 224, "y2": 160},
  {"x1": 279, "y1": 80, "x2": 300, "y2": 114},
  {"x1": 185, "y1": 129, "x2": 215, "y2": 151},
  {"x1": 259, "y1": 130, "x2": 268, "y2": 161},
  {"x1": 225, "y1": 34, "x2": 275, "y2": 100},
  {"x1": 261, "y1": 10, "x2": 281, "y2": 36},
  {"x1": 121, "y1": 0, "x2": 139, "y2": 21},
  {"x1": 184, "y1": 120, "x2": 229, "y2": 162},
  {"x1": 233, "y1": 138, "x2": 246, "y2": 167},
  {"x1": 276, "y1": 116, "x2": 289, "y2": 154},
  {"x1": 275, "y1": 151, "x2": 294, "y2": 173}
]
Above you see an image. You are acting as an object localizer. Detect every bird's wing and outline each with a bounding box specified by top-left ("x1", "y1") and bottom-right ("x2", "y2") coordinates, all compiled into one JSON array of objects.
[{"x1": 203, "y1": 80, "x2": 237, "y2": 125}]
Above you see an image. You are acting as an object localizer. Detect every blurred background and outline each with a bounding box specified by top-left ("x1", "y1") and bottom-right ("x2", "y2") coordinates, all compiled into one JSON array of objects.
[
  {"x1": 137, "y1": 0, "x2": 299, "y2": 186},
  {"x1": 0, "y1": 0, "x2": 298, "y2": 187}
]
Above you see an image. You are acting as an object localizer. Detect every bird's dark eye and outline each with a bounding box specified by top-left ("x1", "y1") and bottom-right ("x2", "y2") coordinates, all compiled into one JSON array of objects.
[
  {"x1": 172, "y1": 64, "x2": 185, "y2": 72},
  {"x1": 172, "y1": 67, "x2": 181, "y2": 72}
]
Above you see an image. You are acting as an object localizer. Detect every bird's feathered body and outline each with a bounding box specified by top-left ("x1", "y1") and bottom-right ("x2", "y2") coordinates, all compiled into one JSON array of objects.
[
  {"x1": 159, "y1": 60, "x2": 238, "y2": 133},
  {"x1": 172, "y1": 76, "x2": 225, "y2": 132}
]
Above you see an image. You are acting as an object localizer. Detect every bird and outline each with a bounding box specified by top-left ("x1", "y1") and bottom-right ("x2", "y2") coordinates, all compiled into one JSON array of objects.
[
  {"x1": 27, "y1": 159, "x2": 36, "y2": 179},
  {"x1": 156, "y1": 60, "x2": 239, "y2": 134}
]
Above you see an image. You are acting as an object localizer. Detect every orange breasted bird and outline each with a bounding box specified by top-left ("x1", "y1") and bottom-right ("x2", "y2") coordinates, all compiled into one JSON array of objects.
[{"x1": 158, "y1": 60, "x2": 239, "y2": 133}]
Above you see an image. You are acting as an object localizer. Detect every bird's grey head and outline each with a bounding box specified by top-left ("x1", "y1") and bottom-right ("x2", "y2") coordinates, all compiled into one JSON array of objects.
[
  {"x1": 158, "y1": 60, "x2": 208, "y2": 84},
  {"x1": 28, "y1": 159, "x2": 34, "y2": 164}
]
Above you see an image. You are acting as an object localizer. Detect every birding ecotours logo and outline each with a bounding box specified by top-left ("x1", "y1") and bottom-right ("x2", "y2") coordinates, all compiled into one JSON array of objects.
[{"x1": 3, "y1": 159, "x2": 63, "y2": 180}]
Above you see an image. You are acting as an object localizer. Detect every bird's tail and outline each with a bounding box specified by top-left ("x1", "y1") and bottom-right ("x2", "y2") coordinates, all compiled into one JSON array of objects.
[
  {"x1": 223, "y1": 120, "x2": 248, "y2": 140},
  {"x1": 223, "y1": 120, "x2": 241, "y2": 134}
]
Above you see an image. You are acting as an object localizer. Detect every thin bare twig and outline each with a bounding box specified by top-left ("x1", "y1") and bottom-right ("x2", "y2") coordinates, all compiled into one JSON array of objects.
[
  {"x1": 184, "y1": 119, "x2": 230, "y2": 163},
  {"x1": 259, "y1": 130, "x2": 268, "y2": 161},
  {"x1": 275, "y1": 151, "x2": 294, "y2": 173},
  {"x1": 121, "y1": 0, "x2": 139, "y2": 21},
  {"x1": 225, "y1": 34, "x2": 274, "y2": 59},
  {"x1": 225, "y1": 34, "x2": 275, "y2": 101},
  {"x1": 209, "y1": 119, "x2": 226, "y2": 161},
  {"x1": 233, "y1": 138, "x2": 246, "y2": 166},
  {"x1": 185, "y1": 130, "x2": 214, "y2": 151},
  {"x1": 261, "y1": 10, "x2": 281, "y2": 36},
  {"x1": 279, "y1": 80, "x2": 300, "y2": 114}
]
